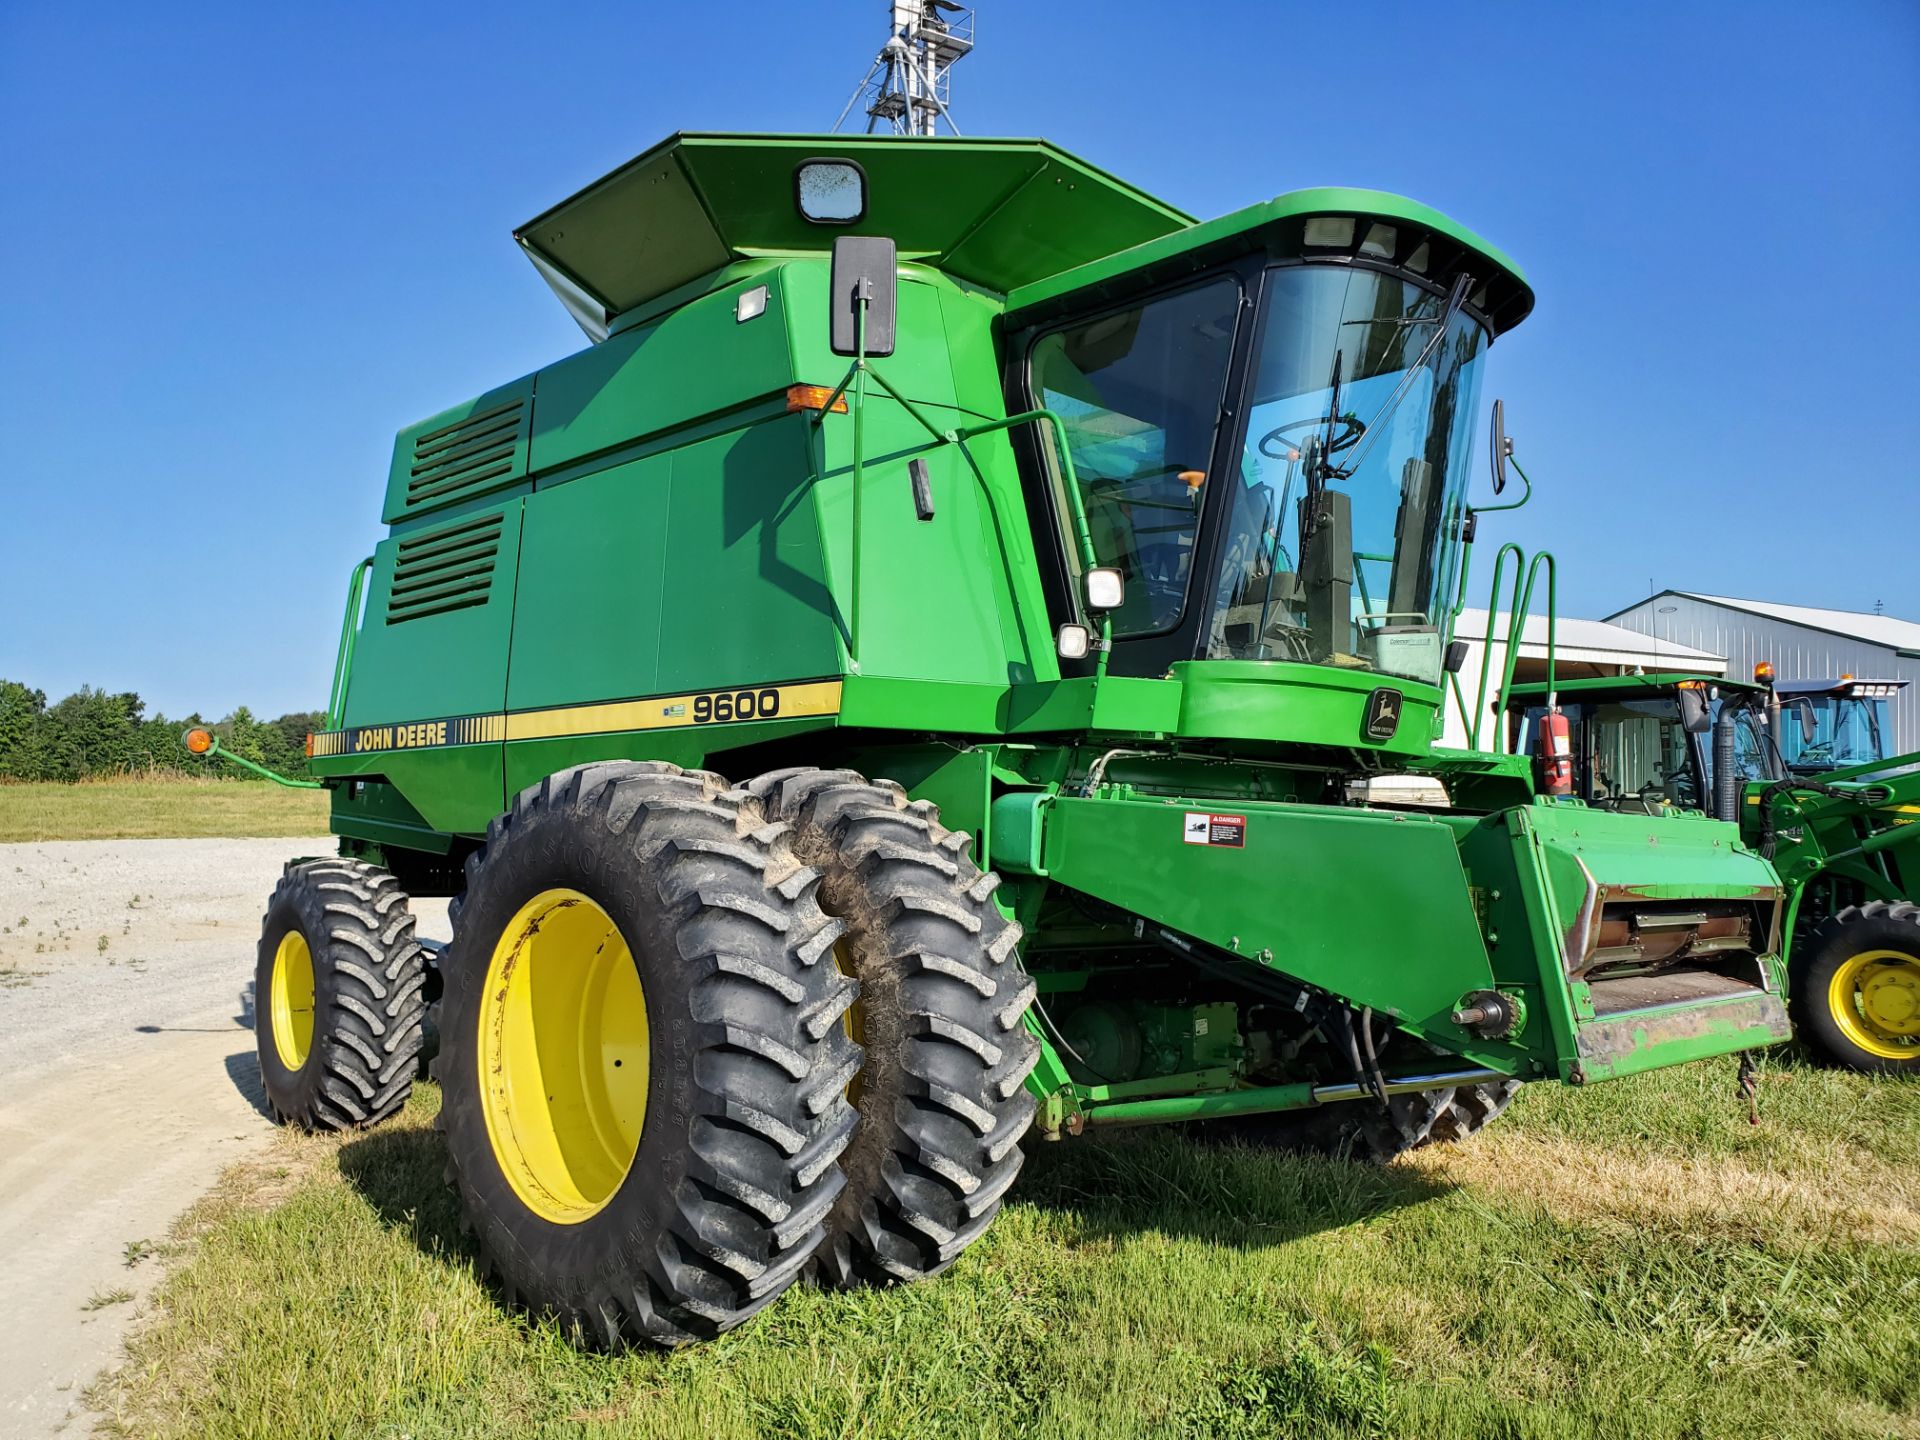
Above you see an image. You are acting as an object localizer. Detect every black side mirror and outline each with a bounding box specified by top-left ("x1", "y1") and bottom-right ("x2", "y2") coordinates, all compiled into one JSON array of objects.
[
  {"x1": 1678, "y1": 686, "x2": 1711, "y2": 735},
  {"x1": 1444, "y1": 639, "x2": 1469, "y2": 674},
  {"x1": 1797, "y1": 700, "x2": 1818, "y2": 748},
  {"x1": 829, "y1": 235, "x2": 897, "y2": 358},
  {"x1": 1489, "y1": 399, "x2": 1512, "y2": 494}
]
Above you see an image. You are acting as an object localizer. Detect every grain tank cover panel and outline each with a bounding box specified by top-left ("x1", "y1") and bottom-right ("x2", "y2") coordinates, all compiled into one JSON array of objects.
[{"x1": 515, "y1": 133, "x2": 1193, "y2": 332}]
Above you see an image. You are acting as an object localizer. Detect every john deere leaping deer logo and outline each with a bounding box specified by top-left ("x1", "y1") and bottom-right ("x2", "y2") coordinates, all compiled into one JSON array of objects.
[{"x1": 1363, "y1": 687, "x2": 1403, "y2": 742}]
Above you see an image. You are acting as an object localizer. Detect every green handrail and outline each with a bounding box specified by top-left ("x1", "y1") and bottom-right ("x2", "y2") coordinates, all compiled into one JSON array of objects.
[
  {"x1": 327, "y1": 556, "x2": 374, "y2": 731},
  {"x1": 1468, "y1": 543, "x2": 1557, "y2": 751},
  {"x1": 815, "y1": 354, "x2": 1112, "y2": 678}
]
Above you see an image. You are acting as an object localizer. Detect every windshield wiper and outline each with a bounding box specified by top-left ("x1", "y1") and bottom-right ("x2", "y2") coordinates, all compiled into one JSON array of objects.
[
  {"x1": 1337, "y1": 272, "x2": 1472, "y2": 478},
  {"x1": 1317, "y1": 348, "x2": 1345, "y2": 485}
]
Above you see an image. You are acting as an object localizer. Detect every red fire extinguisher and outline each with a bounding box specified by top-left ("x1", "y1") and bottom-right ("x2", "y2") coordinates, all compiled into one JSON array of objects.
[{"x1": 1535, "y1": 704, "x2": 1573, "y2": 795}]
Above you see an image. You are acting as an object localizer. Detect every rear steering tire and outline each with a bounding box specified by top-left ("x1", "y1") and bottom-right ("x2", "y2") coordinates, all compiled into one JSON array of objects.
[
  {"x1": 433, "y1": 761, "x2": 860, "y2": 1347},
  {"x1": 746, "y1": 767, "x2": 1039, "y2": 1287},
  {"x1": 1791, "y1": 901, "x2": 1920, "y2": 1074},
  {"x1": 254, "y1": 859, "x2": 428, "y2": 1130}
]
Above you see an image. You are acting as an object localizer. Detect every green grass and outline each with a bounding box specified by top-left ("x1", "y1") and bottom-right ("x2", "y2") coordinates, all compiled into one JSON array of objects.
[
  {"x1": 96, "y1": 1056, "x2": 1920, "y2": 1440},
  {"x1": 0, "y1": 777, "x2": 329, "y2": 842}
]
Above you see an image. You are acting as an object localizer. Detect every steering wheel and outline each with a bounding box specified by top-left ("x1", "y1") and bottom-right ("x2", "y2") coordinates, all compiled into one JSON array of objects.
[{"x1": 1258, "y1": 413, "x2": 1366, "y2": 462}]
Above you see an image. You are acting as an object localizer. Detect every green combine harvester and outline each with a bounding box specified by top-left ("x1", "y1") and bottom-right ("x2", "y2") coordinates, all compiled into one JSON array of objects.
[
  {"x1": 215, "y1": 133, "x2": 1803, "y2": 1347},
  {"x1": 1507, "y1": 672, "x2": 1918, "y2": 1072}
]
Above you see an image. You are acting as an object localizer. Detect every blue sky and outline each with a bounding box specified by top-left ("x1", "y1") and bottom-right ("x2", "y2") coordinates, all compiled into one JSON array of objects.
[{"x1": 2, "y1": 1, "x2": 1915, "y2": 718}]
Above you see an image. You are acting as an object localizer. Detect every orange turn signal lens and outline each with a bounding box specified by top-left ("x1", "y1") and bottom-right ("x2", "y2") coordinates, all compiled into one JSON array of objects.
[
  {"x1": 304, "y1": 733, "x2": 315, "y2": 758},
  {"x1": 785, "y1": 383, "x2": 848, "y2": 415},
  {"x1": 183, "y1": 728, "x2": 214, "y2": 755}
]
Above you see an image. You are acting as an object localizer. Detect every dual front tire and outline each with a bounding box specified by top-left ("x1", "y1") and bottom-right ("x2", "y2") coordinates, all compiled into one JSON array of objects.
[{"x1": 425, "y1": 761, "x2": 1034, "y2": 1345}]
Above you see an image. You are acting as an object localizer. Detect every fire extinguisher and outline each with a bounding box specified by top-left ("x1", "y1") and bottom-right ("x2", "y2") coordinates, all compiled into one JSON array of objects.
[{"x1": 1536, "y1": 703, "x2": 1573, "y2": 795}]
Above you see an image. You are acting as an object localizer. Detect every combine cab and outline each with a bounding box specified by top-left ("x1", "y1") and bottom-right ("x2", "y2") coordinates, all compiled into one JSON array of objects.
[{"x1": 224, "y1": 132, "x2": 1795, "y2": 1347}]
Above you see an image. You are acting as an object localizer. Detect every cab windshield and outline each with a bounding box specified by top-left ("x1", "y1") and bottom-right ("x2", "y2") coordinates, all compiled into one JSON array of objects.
[
  {"x1": 1210, "y1": 265, "x2": 1487, "y2": 684},
  {"x1": 1779, "y1": 695, "x2": 1889, "y2": 771}
]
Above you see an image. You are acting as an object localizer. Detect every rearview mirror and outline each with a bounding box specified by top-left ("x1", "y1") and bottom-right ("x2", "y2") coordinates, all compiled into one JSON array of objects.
[
  {"x1": 1797, "y1": 700, "x2": 1818, "y2": 748},
  {"x1": 829, "y1": 235, "x2": 897, "y2": 358},
  {"x1": 1677, "y1": 686, "x2": 1710, "y2": 735},
  {"x1": 1489, "y1": 399, "x2": 1511, "y2": 494}
]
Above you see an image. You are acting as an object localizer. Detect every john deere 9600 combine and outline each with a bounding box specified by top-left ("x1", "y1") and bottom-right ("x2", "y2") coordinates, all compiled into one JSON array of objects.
[{"x1": 242, "y1": 134, "x2": 1794, "y2": 1347}]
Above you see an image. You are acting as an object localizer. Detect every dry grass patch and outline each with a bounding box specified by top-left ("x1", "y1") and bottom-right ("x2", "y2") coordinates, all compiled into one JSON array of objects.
[
  {"x1": 1407, "y1": 1126, "x2": 1920, "y2": 1245},
  {"x1": 0, "y1": 776, "x2": 330, "y2": 842}
]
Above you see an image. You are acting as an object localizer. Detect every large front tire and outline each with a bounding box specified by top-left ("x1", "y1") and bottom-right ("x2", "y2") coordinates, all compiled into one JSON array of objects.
[
  {"x1": 1791, "y1": 901, "x2": 1920, "y2": 1074},
  {"x1": 254, "y1": 859, "x2": 428, "y2": 1130},
  {"x1": 435, "y1": 762, "x2": 860, "y2": 1347},
  {"x1": 747, "y1": 768, "x2": 1039, "y2": 1288}
]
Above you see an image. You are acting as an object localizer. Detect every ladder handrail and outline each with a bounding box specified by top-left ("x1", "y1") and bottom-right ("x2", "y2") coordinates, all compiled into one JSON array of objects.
[{"x1": 1468, "y1": 544, "x2": 1557, "y2": 751}]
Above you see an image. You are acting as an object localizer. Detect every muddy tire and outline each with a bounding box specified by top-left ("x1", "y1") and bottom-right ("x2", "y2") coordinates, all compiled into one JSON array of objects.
[
  {"x1": 255, "y1": 859, "x2": 428, "y2": 1130},
  {"x1": 746, "y1": 767, "x2": 1039, "y2": 1288},
  {"x1": 1790, "y1": 901, "x2": 1920, "y2": 1074},
  {"x1": 434, "y1": 761, "x2": 860, "y2": 1347}
]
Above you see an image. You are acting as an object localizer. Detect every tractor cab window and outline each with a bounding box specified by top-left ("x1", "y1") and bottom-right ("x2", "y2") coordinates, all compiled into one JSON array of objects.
[
  {"x1": 1208, "y1": 264, "x2": 1487, "y2": 685},
  {"x1": 1031, "y1": 278, "x2": 1241, "y2": 637},
  {"x1": 1779, "y1": 694, "x2": 1889, "y2": 771},
  {"x1": 1697, "y1": 698, "x2": 1776, "y2": 795},
  {"x1": 1522, "y1": 697, "x2": 1701, "y2": 811}
]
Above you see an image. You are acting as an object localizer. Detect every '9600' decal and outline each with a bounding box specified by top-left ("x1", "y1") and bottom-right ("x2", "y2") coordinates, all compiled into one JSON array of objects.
[{"x1": 308, "y1": 679, "x2": 841, "y2": 757}]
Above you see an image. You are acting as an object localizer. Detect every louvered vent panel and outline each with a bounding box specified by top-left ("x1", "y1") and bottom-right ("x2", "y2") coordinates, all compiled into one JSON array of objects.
[
  {"x1": 386, "y1": 513, "x2": 505, "y2": 624},
  {"x1": 404, "y1": 399, "x2": 528, "y2": 510}
]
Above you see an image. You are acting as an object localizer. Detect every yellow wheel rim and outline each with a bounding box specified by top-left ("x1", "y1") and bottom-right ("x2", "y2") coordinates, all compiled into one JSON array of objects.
[
  {"x1": 1828, "y1": 948, "x2": 1920, "y2": 1061},
  {"x1": 478, "y1": 889, "x2": 649, "y2": 1225},
  {"x1": 269, "y1": 930, "x2": 316, "y2": 1072}
]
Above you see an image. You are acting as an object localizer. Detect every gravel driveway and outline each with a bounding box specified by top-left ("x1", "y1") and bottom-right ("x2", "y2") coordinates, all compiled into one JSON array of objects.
[{"x1": 0, "y1": 837, "x2": 448, "y2": 1438}]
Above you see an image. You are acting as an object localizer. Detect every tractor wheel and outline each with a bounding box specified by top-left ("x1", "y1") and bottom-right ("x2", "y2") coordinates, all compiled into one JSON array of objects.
[
  {"x1": 1790, "y1": 901, "x2": 1920, "y2": 1074},
  {"x1": 254, "y1": 859, "x2": 428, "y2": 1130},
  {"x1": 746, "y1": 768, "x2": 1039, "y2": 1288},
  {"x1": 433, "y1": 762, "x2": 860, "y2": 1347}
]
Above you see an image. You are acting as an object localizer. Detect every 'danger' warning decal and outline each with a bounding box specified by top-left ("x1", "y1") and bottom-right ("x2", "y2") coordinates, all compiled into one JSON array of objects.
[{"x1": 1182, "y1": 811, "x2": 1246, "y2": 848}]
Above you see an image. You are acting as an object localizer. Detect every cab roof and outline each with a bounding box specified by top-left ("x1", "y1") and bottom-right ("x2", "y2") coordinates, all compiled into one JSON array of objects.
[
  {"x1": 1506, "y1": 673, "x2": 1762, "y2": 704},
  {"x1": 1003, "y1": 187, "x2": 1533, "y2": 335},
  {"x1": 515, "y1": 132, "x2": 1194, "y2": 340}
]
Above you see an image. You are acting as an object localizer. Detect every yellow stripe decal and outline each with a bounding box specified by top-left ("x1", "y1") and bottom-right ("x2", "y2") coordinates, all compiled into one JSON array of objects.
[{"x1": 310, "y1": 680, "x2": 842, "y2": 758}]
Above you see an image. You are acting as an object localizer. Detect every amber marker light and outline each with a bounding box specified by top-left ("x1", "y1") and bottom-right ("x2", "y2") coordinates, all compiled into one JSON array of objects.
[
  {"x1": 785, "y1": 383, "x2": 849, "y2": 415},
  {"x1": 1753, "y1": 661, "x2": 1774, "y2": 683},
  {"x1": 183, "y1": 728, "x2": 214, "y2": 755}
]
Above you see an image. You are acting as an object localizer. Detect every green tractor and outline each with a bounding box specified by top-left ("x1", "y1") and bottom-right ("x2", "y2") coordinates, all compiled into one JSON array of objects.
[
  {"x1": 225, "y1": 133, "x2": 1798, "y2": 1347},
  {"x1": 1507, "y1": 672, "x2": 1919, "y2": 1072}
]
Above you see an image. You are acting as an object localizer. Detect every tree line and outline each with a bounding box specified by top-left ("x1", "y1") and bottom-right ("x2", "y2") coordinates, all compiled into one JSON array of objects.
[{"x1": 0, "y1": 680, "x2": 323, "y2": 783}]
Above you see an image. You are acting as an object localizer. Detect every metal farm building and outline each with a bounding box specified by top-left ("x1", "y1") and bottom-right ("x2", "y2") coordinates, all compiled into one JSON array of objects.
[{"x1": 1607, "y1": 592, "x2": 1920, "y2": 754}]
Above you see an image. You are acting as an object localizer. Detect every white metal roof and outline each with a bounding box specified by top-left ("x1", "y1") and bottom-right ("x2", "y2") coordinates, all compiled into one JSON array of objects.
[
  {"x1": 1607, "y1": 592, "x2": 1920, "y2": 655},
  {"x1": 1456, "y1": 609, "x2": 1725, "y2": 668}
]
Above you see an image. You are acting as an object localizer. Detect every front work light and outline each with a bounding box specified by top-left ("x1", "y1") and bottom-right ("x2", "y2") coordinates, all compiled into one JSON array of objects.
[
  {"x1": 1057, "y1": 624, "x2": 1091, "y2": 660},
  {"x1": 1083, "y1": 568, "x2": 1126, "y2": 613}
]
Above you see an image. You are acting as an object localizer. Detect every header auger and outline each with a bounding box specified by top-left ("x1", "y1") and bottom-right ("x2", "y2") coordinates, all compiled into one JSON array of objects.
[{"x1": 232, "y1": 131, "x2": 1792, "y2": 1347}]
